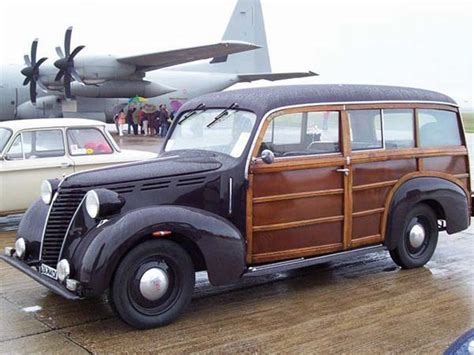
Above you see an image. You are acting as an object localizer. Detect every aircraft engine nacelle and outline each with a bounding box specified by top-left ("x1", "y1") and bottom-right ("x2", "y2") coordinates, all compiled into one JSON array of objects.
[
  {"x1": 16, "y1": 96, "x2": 63, "y2": 119},
  {"x1": 74, "y1": 56, "x2": 136, "y2": 83},
  {"x1": 71, "y1": 80, "x2": 176, "y2": 98}
]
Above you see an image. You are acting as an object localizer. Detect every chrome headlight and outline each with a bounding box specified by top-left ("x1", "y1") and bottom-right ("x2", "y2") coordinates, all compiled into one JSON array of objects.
[
  {"x1": 15, "y1": 238, "x2": 26, "y2": 259},
  {"x1": 57, "y1": 259, "x2": 70, "y2": 282},
  {"x1": 85, "y1": 190, "x2": 100, "y2": 219},
  {"x1": 40, "y1": 180, "x2": 53, "y2": 204},
  {"x1": 85, "y1": 189, "x2": 125, "y2": 219}
]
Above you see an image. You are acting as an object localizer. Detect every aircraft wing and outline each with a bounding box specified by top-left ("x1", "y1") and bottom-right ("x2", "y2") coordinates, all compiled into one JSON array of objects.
[
  {"x1": 237, "y1": 71, "x2": 318, "y2": 82},
  {"x1": 117, "y1": 41, "x2": 260, "y2": 72}
]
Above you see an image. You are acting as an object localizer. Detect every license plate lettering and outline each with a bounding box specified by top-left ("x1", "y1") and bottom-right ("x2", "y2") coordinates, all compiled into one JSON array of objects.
[{"x1": 40, "y1": 264, "x2": 57, "y2": 280}]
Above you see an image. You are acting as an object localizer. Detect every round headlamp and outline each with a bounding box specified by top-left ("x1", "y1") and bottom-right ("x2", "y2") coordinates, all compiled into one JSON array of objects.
[
  {"x1": 15, "y1": 238, "x2": 26, "y2": 259},
  {"x1": 85, "y1": 190, "x2": 100, "y2": 219},
  {"x1": 57, "y1": 259, "x2": 70, "y2": 282},
  {"x1": 40, "y1": 180, "x2": 53, "y2": 204}
]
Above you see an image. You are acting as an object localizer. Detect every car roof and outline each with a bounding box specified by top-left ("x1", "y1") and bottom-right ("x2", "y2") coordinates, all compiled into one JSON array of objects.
[
  {"x1": 0, "y1": 118, "x2": 106, "y2": 131},
  {"x1": 180, "y1": 84, "x2": 458, "y2": 118}
]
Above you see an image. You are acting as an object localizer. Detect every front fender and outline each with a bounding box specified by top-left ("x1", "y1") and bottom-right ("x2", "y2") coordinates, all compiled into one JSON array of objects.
[
  {"x1": 385, "y1": 176, "x2": 469, "y2": 250},
  {"x1": 16, "y1": 198, "x2": 49, "y2": 261},
  {"x1": 72, "y1": 205, "x2": 245, "y2": 296}
]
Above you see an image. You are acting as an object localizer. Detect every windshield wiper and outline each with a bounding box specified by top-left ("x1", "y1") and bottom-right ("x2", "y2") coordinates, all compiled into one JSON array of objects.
[
  {"x1": 178, "y1": 103, "x2": 206, "y2": 125},
  {"x1": 206, "y1": 103, "x2": 239, "y2": 128}
]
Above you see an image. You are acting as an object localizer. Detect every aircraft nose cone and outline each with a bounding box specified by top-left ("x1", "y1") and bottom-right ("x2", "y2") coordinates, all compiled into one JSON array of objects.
[
  {"x1": 54, "y1": 58, "x2": 67, "y2": 70},
  {"x1": 21, "y1": 67, "x2": 33, "y2": 77}
]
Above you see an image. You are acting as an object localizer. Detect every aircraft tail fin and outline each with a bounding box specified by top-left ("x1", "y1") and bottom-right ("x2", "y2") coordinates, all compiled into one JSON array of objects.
[{"x1": 192, "y1": 0, "x2": 271, "y2": 74}]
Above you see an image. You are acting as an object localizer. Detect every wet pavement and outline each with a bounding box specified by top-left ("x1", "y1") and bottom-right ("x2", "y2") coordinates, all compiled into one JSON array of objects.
[
  {"x1": 0, "y1": 227, "x2": 473, "y2": 353},
  {"x1": 0, "y1": 133, "x2": 473, "y2": 353}
]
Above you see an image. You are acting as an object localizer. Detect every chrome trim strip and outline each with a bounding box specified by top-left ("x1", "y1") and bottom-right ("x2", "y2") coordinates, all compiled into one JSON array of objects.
[
  {"x1": 244, "y1": 100, "x2": 458, "y2": 179},
  {"x1": 228, "y1": 177, "x2": 233, "y2": 215},
  {"x1": 58, "y1": 195, "x2": 87, "y2": 262},
  {"x1": 244, "y1": 245, "x2": 385, "y2": 277},
  {"x1": 39, "y1": 192, "x2": 58, "y2": 261}
]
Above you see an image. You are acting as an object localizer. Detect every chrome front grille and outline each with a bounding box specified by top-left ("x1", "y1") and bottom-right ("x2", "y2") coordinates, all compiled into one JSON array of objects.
[{"x1": 41, "y1": 188, "x2": 86, "y2": 267}]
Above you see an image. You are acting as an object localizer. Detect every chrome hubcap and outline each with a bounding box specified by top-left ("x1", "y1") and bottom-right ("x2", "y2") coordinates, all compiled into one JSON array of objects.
[
  {"x1": 409, "y1": 223, "x2": 426, "y2": 249},
  {"x1": 139, "y1": 268, "x2": 169, "y2": 301}
]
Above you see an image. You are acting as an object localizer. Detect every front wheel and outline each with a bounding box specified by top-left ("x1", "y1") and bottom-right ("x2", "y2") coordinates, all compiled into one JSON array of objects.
[
  {"x1": 389, "y1": 203, "x2": 438, "y2": 269},
  {"x1": 109, "y1": 239, "x2": 195, "y2": 329}
]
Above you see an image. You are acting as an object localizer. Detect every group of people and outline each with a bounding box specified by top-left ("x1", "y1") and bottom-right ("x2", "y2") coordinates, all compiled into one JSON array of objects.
[{"x1": 114, "y1": 103, "x2": 174, "y2": 137}]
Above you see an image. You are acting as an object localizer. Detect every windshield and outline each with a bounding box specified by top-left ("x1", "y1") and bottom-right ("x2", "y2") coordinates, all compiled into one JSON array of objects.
[
  {"x1": 165, "y1": 109, "x2": 257, "y2": 157},
  {"x1": 0, "y1": 128, "x2": 12, "y2": 152}
]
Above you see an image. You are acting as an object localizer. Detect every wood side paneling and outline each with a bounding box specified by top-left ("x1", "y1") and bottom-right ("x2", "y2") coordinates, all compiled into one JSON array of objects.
[
  {"x1": 252, "y1": 221, "x2": 343, "y2": 255},
  {"x1": 352, "y1": 159, "x2": 417, "y2": 186},
  {"x1": 353, "y1": 187, "x2": 391, "y2": 213},
  {"x1": 252, "y1": 242, "x2": 343, "y2": 263},
  {"x1": 253, "y1": 194, "x2": 343, "y2": 226},
  {"x1": 246, "y1": 102, "x2": 469, "y2": 266},
  {"x1": 352, "y1": 214, "x2": 384, "y2": 239},
  {"x1": 423, "y1": 156, "x2": 468, "y2": 175},
  {"x1": 252, "y1": 167, "x2": 343, "y2": 197}
]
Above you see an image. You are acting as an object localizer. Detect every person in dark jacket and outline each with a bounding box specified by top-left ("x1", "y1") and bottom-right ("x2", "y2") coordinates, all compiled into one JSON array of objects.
[
  {"x1": 126, "y1": 106, "x2": 134, "y2": 135},
  {"x1": 158, "y1": 104, "x2": 170, "y2": 137}
]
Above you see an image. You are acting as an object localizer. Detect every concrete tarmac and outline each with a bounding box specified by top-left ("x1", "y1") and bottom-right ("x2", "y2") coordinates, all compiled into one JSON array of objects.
[
  {"x1": 0, "y1": 133, "x2": 473, "y2": 353},
  {"x1": 0, "y1": 228, "x2": 473, "y2": 353}
]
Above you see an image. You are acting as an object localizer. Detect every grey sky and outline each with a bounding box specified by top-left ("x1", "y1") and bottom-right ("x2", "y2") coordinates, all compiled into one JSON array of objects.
[{"x1": 1, "y1": 0, "x2": 472, "y2": 109}]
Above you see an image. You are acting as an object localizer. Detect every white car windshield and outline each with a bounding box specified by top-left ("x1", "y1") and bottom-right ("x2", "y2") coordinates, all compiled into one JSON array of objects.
[
  {"x1": 165, "y1": 109, "x2": 256, "y2": 158},
  {"x1": 0, "y1": 128, "x2": 12, "y2": 152}
]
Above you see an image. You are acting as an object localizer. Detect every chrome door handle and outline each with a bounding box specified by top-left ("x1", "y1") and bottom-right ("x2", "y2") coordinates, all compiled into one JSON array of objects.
[
  {"x1": 61, "y1": 162, "x2": 72, "y2": 168},
  {"x1": 336, "y1": 168, "x2": 350, "y2": 176}
]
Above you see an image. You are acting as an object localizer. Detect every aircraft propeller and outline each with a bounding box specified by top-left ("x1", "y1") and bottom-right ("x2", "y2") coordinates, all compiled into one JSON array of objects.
[
  {"x1": 21, "y1": 39, "x2": 48, "y2": 104},
  {"x1": 54, "y1": 26, "x2": 85, "y2": 99}
]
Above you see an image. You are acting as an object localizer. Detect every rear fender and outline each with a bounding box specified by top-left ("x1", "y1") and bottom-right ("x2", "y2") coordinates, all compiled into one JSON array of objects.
[{"x1": 384, "y1": 176, "x2": 469, "y2": 250}]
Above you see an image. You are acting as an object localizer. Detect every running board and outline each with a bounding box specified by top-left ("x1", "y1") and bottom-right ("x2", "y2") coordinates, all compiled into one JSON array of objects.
[{"x1": 244, "y1": 245, "x2": 386, "y2": 277}]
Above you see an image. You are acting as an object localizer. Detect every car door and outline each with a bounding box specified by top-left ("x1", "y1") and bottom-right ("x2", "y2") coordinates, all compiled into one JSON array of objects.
[
  {"x1": 246, "y1": 106, "x2": 351, "y2": 264},
  {"x1": 0, "y1": 129, "x2": 74, "y2": 213}
]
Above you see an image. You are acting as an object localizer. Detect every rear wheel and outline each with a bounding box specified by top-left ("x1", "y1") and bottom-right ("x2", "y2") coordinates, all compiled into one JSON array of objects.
[
  {"x1": 389, "y1": 204, "x2": 438, "y2": 269},
  {"x1": 109, "y1": 239, "x2": 195, "y2": 329}
]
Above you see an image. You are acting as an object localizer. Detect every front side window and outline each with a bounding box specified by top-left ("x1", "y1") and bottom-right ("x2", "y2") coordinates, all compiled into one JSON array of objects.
[
  {"x1": 418, "y1": 109, "x2": 461, "y2": 147},
  {"x1": 6, "y1": 130, "x2": 65, "y2": 160},
  {"x1": 259, "y1": 111, "x2": 340, "y2": 157},
  {"x1": 67, "y1": 128, "x2": 113, "y2": 155},
  {"x1": 165, "y1": 109, "x2": 257, "y2": 158},
  {"x1": 0, "y1": 128, "x2": 12, "y2": 152},
  {"x1": 383, "y1": 109, "x2": 415, "y2": 149},
  {"x1": 349, "y1": 110, "x2": 382, "y2": 150}
]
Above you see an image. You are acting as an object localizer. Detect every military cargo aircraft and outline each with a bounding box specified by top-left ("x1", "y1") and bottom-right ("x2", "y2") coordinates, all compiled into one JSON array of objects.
[{"x1": 0, "y1": 0, "x2": 316, "y2": 122}]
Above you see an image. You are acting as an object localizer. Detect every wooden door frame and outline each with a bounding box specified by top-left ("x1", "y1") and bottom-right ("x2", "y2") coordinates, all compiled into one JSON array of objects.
[{"x1": 246, "y1": 104, "x2": 350, "y2": 264}]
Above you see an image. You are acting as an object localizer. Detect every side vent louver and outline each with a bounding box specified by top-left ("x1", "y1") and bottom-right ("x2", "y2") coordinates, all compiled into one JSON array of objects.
[
  {"x1": 110, "y1": 185, "x2": 135, "y2": 194},
  {"x1": 141, "y1": 181, "x2": 171, "y2": 192},
  {"x1": 176, "y1": 176, "x2": 206, "y2": 187}
]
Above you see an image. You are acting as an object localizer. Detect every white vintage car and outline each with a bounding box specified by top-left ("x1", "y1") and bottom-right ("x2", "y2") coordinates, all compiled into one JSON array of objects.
[{"x1": 0, "y1": 118, "x2": 156, "y2": 215}]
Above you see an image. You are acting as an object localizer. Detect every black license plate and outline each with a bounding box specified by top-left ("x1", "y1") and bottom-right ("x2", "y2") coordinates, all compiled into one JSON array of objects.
[{"x1": 39, "y1": 264, "x2": 57, "y2": 280}]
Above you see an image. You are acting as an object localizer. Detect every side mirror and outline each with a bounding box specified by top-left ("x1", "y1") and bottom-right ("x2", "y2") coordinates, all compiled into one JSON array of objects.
[{"x1": 260, "y1": 149, "x2": 275, "y2": 164}]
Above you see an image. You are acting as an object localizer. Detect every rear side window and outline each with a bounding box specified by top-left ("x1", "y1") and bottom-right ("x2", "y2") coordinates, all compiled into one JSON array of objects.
[
  {"x1": 348, "y1": 110, "x2": 382, "y2": 150},
  {"x1": 418, "y1": 109, "x2": 461, "y2": 147},
  {"x1": 383, "y1": 109, "x2": 415, "y2": 149},
  {"x1": 67, "y1": 128, "x2": 113, "y2": 155}
]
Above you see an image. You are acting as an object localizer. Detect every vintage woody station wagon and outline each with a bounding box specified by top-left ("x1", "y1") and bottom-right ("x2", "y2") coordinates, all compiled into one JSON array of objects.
[{"x1": 1, "y1": 85, "x2": 471, "y2": 328}]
